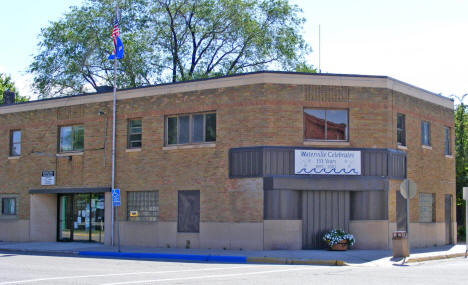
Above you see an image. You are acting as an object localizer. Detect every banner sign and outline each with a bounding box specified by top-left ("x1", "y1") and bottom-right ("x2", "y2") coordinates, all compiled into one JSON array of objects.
[
  {"x1": 295, "y1": 150, "x2": 361, "y2": 175},
  {"x1": 41, "y1": 171, "x2": 55, "y2": 185}
]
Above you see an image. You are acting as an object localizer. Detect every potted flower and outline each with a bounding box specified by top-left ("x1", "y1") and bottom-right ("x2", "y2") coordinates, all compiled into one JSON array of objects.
[{"x1": 322, "y1": 229, "x2": 355, "y2": 251}]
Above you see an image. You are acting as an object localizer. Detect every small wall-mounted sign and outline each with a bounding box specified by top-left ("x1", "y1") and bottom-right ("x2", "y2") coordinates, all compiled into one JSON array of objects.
[
  {"x1": 41, "y1": 171, "x2": 55, "y2": 185},
  {"x1": 129, "y1": 211, "x2": 139, "y2": 217}
]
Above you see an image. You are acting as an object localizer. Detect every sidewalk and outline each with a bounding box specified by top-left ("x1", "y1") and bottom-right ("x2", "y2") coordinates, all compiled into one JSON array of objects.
[{"x1": 0, "y1": 241, "x2": 466, "y2": 266}]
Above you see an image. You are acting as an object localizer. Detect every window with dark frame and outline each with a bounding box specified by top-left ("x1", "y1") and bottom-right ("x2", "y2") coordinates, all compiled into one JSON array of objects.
[
  {"x1": 304, "y1": 109, "x2": 348, "y2": 141},
  {"x1": 127, "y1": 191, "x2": 159, "y2": 222},
  {"x1": 397, "y1": 114, "x2": 406, "y2": 146},
  {"x1": 421, "y1": 121, "x2": 431, "y2": 146},
  {"x1": 166, "y1": 113, "x2": 216, "y2": 145},
  {"x1": 59, "y1": 125, "x2": 84, "y2": 152},
  {"x1": 444, "y1": 127, "x2": 451, "y2": 155},
  {"x1": 1, "y1": 198, "x2": 16, "y2": 215},
  {"x1": 127, "y1": 119, "x2": 142, "y2": 149},
  {"x1": 10, "y1": 130, "x2": 21, "y2": 156}
]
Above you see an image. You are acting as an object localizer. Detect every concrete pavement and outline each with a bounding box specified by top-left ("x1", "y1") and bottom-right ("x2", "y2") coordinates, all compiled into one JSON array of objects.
[{"x1": 0, "y1": 241, "x2": 466, "y2": 266}]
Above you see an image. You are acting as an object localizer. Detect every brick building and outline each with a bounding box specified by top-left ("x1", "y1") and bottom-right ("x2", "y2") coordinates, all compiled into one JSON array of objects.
[{"x1": 0, "y1": 71, "x2": 455, "y2": 249}]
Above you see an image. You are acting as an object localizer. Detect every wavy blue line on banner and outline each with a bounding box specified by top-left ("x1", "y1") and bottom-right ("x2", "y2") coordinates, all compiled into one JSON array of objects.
[{"x1": 296, "y1": 168, "x2": 359, "y2": 174}]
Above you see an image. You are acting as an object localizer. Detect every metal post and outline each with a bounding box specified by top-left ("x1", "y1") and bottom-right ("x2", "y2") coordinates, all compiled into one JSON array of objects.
[
  {"x1": 111, "y1": 5, "x2": 119, "y2": 248},
  {"x1": 406, "y1": 179, "x2": 410, "y2": 254},
  {"x1": 465, "y1": 197, "x2": 467, "y2": 258}
]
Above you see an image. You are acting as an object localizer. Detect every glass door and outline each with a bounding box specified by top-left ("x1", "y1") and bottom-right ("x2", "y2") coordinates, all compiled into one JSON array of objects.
[
  {"x1": 58, "y1": 193, "x2": 105, "y2": 242},
  {"x1": 58, "y1": 195, "x2": 73, "y2": 241}
]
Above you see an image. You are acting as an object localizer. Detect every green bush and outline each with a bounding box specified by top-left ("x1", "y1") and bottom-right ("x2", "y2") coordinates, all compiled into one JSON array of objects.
[{"x1": 458, "y1": 225, "x2": 466, "y2": 242}]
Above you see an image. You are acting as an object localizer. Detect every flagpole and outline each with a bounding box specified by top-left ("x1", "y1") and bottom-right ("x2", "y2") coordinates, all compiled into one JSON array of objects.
[{"x1": 111, "y1": 4, "x2": 119, "y2": 249}]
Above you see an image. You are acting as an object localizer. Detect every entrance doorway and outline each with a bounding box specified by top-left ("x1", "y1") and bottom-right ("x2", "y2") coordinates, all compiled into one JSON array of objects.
[{"x1": 58, "y1": 193, "x2": 105, "y2": 242}]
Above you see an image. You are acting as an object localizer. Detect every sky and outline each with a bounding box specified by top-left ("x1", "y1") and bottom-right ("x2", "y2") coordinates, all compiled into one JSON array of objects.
[{"x1": 1, "y1": 0, "x2": 467, "y2": 102}]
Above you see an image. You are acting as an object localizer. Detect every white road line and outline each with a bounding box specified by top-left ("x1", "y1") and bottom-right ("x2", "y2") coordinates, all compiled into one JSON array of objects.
[
  {"x1": 102, "y1": 267, "x2": 310, "y2": 285},
  {"x1": 0, "y1": 265, "x2": 269, "y2": 285}
]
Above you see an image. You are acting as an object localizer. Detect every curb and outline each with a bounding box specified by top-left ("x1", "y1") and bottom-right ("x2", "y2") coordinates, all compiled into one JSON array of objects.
[
  {"x1": 78, "y1": 251, "x2": 347, "y2": 266},
  {"x1": 406, "y1": 252, "x2": 466, "y2": 263},
  {"x1": 246, "y1": 257, "x2": 347, "y2": 266},
  {"x1": 79, "y1": 251, "x2": 247, "y2": 263}
]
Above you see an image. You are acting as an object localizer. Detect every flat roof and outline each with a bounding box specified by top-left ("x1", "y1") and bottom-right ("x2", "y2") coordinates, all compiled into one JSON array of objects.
[{"x1": 0, "y1": 71, "x2": 454, "y2": 114}]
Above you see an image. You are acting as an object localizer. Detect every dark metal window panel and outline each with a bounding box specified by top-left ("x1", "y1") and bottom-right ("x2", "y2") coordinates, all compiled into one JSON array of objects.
[
  {"x1": 127, "y1": 191, "x2": 159, "y2": 222},
  {"x1": 127, "y1": 119, "x2": 142, "y2": 149},
  {"x1": 445, "y1": 194, "x2": 453, "y2": 244},
  {"x1": 177, "y1": 190, "x2": 200, "y2": 233},
  {"x1": 264, "y1": 190, "x2": 302, "y2": 220},
  {"x1": 396, "y1": 191, "x2": 407, "y2": 231},
  {"x1": 350, "y1": 191, "x2": 388, "y2": 220},
  {"x1": 10, "y1": 130, "x2": 21, "y2": 156},
  {"x1": 59, "y1": 125, "x2": 84, "y2": 152},
  {"x1": 397, "y1": 113, "x2": 406, "y2": 146}
]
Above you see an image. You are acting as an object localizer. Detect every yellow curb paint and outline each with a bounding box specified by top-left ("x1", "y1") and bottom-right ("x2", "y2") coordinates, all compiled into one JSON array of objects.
[
  {"x1": 406, "y1": 252, "x2": 465, "y2": 263},
  {"x1": 246, "y1": 257, "x2": 347, "y2": 266}
]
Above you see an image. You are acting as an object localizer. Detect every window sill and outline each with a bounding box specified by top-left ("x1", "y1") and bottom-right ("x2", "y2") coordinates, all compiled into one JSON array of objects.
[
  {"x1": 422, "y1": 145, "x2": 432, "y2": 150},
  {"x1": 126, "y1": 148, "x2": 142, "y2": 152},
  {"x1": 303, "y1": 141, "x2": 350, "y2": 146},
  {"x1": 397, "y1": 145, "x2": 408, "y2": 150},
  {"x1": 163, "y1": 143, "x2": 216, "y2": 150},
  {"x1": 445, "y1": 155, "x2": 454, "y2": 159},
  {"x1": 8, "y1": 156, "x2": 20, "y2": 160},
  {"x1": 0, "y1": 215, "x2": 18, "y2": 220},
  {"x1": 56, "y1": 152, "x2": 84, "y2": 157}
]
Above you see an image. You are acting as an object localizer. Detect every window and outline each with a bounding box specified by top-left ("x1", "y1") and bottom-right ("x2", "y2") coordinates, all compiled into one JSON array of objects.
[
  {"x1": 127, "y1": 119, "x2": 142, "y2": 149},
  {"x1": 166, "y1": 113, "x2": 216, "y2": 145},
  {"x1": 59, "y1": 125, "x2": 84, "y2": 152},
  {"x1": 419, "y1": 193, "x2": 435, "y2": 222},
  {"x1": 421, "y1": 121, "x2": 431, "y2": 146},
  {"x1": 304, "y1": 109, "x2": 348, "y2": 141},
  {"x1": 10, "y1": 130, "x2": 21, "y2": 156},
  {"x1": 1, "y1": 197, "x2": 16, "y2": 216},
  {"x1": 444, "y1": 127, "x2": 451, "y2": 155},
  {"x1": 177, "y1": 190, "x2": 200, "y2": 233},
  {"x1": 127, "y1": 191, "x2": 159, "y2": 222},
  {"x1": 397, "y1": 114, "x2": 406, "y2": 146}
]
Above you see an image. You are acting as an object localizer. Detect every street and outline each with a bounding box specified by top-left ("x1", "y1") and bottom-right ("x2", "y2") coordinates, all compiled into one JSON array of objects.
[{"x1": 0, "y1": 252, "x2": 466, "y2": 284}]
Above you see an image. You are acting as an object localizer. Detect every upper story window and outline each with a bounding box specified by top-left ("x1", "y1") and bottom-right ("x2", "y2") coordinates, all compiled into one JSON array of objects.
[
  {"x1": 397, "y1": 114, "x2": 406, "y2": 146},
  {"x1": 127, "y1": 119, "x2": 142, "y2": 149},
  {"x1": 10, "y1": 130, "x2": 21, "y2": 156},
  {"x1": 444, "y1": 127, "x2": 451, "y2": 155},
  {"x1": 304, "y1": 109, "x2": 348, "y2": 141},
  {"x1": 421, "y1": 121, "x2": 431, "y2": 146},
  {"x1": 59, "y1": 125, "x2": 84, "y2": 152},
  {"x1": 166, "y1": 112, "x2": 216, "y2": 145}
]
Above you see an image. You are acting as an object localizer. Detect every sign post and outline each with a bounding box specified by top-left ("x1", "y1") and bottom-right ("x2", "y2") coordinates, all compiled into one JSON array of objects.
[
  {"x1": 112, "y1": 189, "x2": 121, "y2": 252},
  {"x1": 400, "y1": 179, "x2": 417, "y2": 256},
  {"x1": 463, "y1": 187, "x2": 468, "y2": 258}
]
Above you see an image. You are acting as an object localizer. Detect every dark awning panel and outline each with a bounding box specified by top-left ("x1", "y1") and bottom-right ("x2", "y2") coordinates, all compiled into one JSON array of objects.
[
  {"x1": 29, "y1": 187, "x2": 111, "y2": 194},
  {"x1": 264, "y1": 176, "x2": 388, "y2": 191}
]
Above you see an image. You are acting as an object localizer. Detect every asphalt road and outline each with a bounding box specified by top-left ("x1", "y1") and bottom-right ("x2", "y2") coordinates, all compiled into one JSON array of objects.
[{"x1": 0, "y1": 252, "x2": 466, "y2": 285}]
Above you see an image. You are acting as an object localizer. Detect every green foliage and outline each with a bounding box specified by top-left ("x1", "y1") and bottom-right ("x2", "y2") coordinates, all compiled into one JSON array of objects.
[
  {"x1": 29, "y1": 0, "x2": 310, "y2": 98},
  {"x1": 458, "y1": 225, "x2": 466, "y2": 242},
  {"x1": 294, "y1": 62, "x2": 317, "y2": 73},
  {"x1": 0, "y1": 73, "x2": 29, "y2": 103}
]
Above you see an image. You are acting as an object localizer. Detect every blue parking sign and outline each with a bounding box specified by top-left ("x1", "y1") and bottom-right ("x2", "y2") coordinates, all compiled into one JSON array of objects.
[{"x1": 112, "y1": 189, "x2": 121, "y2": 206}]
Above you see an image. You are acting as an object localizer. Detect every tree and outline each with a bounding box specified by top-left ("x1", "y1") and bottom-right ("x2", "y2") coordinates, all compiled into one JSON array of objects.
[
  {"x1": 29, "y1": 0, "x2": 310, "y2": 98},
  {"x1": 453, "y1": 94, "x2": 468, "y2": 235},
  {"x1": 0, "y1": 73, "x2": 29, "y2": 103}
]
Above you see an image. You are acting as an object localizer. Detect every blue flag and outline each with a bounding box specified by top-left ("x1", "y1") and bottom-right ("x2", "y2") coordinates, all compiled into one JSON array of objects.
[
  {"x1": 108, "y1": 17, "x2": 124, "y2": 60},
  {"x1": 108, "y1": 36, "x2": 124, "y2": 59}
]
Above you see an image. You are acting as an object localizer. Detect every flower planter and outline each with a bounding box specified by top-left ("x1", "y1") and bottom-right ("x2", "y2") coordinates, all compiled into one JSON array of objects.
[{"x1": 330, "y1": 240, "x2": 348, "y2": 251}]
